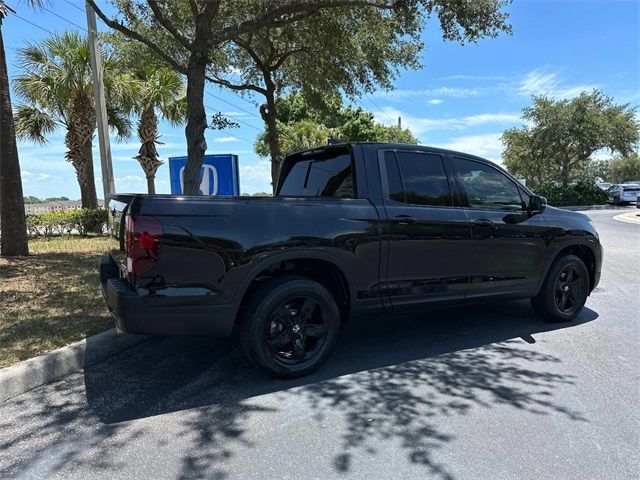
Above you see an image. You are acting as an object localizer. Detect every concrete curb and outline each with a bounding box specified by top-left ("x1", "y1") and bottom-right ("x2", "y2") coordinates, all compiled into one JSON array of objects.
[
  {"x1": 0, "y1": 329, "x2": 151, "y2": 402},
  {"x1": 613, "y1": 211, "x2": 640, "y2": 224},
  {"x1": 560, "y1": 205, "x2": 622, "y2": 211}
]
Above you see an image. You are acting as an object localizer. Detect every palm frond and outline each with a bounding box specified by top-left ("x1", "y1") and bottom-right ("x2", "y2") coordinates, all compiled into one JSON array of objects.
[
  {"x1": 159, "y1": 96, "x2": 187, "y2": 126},
  {"x1": 106, "y1": 106, "x2": 132, "y2": 142},
  {"x1": 14, "y1": 104, "x2": 59, "y2": 144}
]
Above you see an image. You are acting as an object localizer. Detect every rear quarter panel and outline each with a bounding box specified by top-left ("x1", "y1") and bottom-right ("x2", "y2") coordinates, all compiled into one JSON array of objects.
[{"x1": 130, "y1": 196, "x2": 382, "y2": 310}]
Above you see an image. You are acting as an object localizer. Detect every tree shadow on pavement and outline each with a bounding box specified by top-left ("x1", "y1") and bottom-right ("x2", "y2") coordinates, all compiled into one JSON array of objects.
[{"x1": 0, "y1": 300, "x2": 597, "y2": 479}]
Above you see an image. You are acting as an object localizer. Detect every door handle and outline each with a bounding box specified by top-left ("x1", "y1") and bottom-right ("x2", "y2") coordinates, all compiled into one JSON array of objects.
[
  {"x1": 392, "y1": 215, "x2": 417, "y2": 225},
  {"x1": 472, "y1": 218, "x2": 494, "y2": 227}
]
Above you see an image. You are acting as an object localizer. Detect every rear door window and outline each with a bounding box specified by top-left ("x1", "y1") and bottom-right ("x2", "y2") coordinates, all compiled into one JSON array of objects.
[
  {"x1": 383, "y1": 151, "x2": 452, "y2": 206},
  {"x1": 278, "y1": 147, "x2": 354, "y2": 197}
]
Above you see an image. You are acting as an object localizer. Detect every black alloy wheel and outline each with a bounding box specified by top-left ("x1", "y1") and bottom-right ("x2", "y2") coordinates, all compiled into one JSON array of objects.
[
  {"x1": 553, "y1": 264, "x2": 584, "y2": 316},
  {"x1": 267, "y1": 296, "x2": 329, "y2": 366},
  {"x1": 531, "y1": 254, "x2": 589, "y2": 322},
  {"x1": 239, "y1": 276, "x2": 341, "y2": 378}
]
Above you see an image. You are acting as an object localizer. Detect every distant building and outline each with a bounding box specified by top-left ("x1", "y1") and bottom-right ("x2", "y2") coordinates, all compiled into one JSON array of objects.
[{"x1": 24, "y1": 200, "x2": 104, "y2": 215}]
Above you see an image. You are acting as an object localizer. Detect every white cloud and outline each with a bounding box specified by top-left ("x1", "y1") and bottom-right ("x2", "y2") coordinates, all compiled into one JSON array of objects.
[
  {"x1": 462, "y1": 113, "x2": 521, "y2": 126},
  {"x1": 114, "y1": 175, "x2": 148, "y2": 194},
  {"x1": 373, "y1": 86, "x2": 489, "y2": 99},
  {"x1": 21, "y1": 170, "x2": 51, "y2": 181},
  {"x1": 437, "y1": 133, "x2": 505, "y2": 163},
  {"x1": 213, "y1": 136, "x2": 240, "y2": 143},
  {"x1": 116, "y1": 175, "x2": 145, "y2": 182},
  {"x1": 516, "y1": 69, "x2": 598, "y2": 99},
  {"x1": 239, "y1": 159, "x2": 272, "y2": 194},
  {"x1": 373, "y1": 107, "x2": 520, "y2": 136},
  {"x1": 221, "y1": 110, "x2": 258, "y2": 119},
  {"x1": 427, "y1": 99, "x2": 443, "y2": 105},
  {"x1": 439, "y1": 74, "x2": 508, "y2": 82},
  {"x1": 371, "y1": 68, "x2": 597, "y2": 103}
]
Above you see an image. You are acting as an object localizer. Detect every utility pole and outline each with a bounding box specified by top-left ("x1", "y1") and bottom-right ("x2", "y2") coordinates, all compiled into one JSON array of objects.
[
  {"x1": 85, "y1": 1, "x2": 114, "y2": 208},
  {"x1": 398, "y1": 116, "x2": 402, "y2": 129}
]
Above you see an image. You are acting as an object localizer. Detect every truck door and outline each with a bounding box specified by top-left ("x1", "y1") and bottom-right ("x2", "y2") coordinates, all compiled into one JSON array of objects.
[
  {"x1": 379, "y1": 149, "x2": 473, "y2": 311},
  {"x1": 448, "y1": 156, "x2": 549, "y2": 299}
]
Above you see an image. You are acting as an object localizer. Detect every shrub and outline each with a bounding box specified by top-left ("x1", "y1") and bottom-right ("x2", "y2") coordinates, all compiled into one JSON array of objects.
[
  {"x1": 72, "y1": 209, "x2": 108, "y2": 236},
  {"x1": 535, "y1": 182, "x2": 608, "y2": 206},
  {"x1": 25, "y1": 209, "x2": 108, "y2": 237},
  {"x1": 25, "y1": 214, "x2": 43, "y2": 237}
]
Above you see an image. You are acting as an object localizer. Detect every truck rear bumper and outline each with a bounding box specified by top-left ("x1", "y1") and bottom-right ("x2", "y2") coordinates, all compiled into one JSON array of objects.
[{"x1": 99, "y1": 255, "x2": 236, "y2": 336}]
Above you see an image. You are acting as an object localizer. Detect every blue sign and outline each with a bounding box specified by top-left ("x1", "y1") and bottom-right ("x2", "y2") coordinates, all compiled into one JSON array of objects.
[{"x1": 169, "y1": 154, "x2": 240, "y2": 196}]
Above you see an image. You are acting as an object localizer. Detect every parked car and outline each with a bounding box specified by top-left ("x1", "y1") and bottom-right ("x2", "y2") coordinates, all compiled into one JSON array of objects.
[
  {"x1": 607, "y1": 184, "x2": 640, "y2": 205},
  {"x1": 100, "y1": 143, "x2": 603, "y2": 378},
  {"x1": 637, "y1": 195, "x2": 640, "y2": 209},
  {"x1": 596, "y1": 182, "x2": 612, "y2": 190}
]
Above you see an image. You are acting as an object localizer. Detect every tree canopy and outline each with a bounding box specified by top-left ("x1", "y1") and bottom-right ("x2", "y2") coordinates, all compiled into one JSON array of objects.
[
  {"x1": 13, "y1": 31, "x2": 137, "y2": 208},
  {"x1": 87, "y1": 0, "x2": 513, "y2": 194},
  {"x1": 502, "y1": 90, "x2": 639, "y2": 187},
  {"x1": 605, "y1": 154, "x2": 640, "y2": 184},
  {"x1": 254, "y1": 93, "x2": 418, "y2": 157}
]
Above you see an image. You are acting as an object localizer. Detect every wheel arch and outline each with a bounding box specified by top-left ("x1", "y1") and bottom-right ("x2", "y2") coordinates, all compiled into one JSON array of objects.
[
  {"x1": 231, "y1": 251, "x2": 354, "y2": 324},
  {"x1": 549, "y1": 243, "x2": 598, "y2": 293}
]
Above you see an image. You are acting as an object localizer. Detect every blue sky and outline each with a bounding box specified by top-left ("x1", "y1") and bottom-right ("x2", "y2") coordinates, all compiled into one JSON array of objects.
[{"x1": 4, "y1": 0, "x2": 639, "y2": 199}]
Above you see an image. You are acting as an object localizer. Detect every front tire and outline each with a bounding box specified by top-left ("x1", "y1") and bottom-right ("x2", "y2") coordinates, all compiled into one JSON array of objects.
[
  {"x1": 531, "y1": 254, "x2": 589, "y2": 322},
  {"x1": 239, "y1": 276, "x2": 341, "y2": 378}
]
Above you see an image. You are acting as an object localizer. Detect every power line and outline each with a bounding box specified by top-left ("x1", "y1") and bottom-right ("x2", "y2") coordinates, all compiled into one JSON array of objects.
[
  {"x1": 209, "y1": 82, "x2": 261, "y2": 108},
  {"x1": 11, "y1": 14, "x2": 54, "y2": 35},
  {"x1": 61, "y1": 0, "x2": 85, "y2": 13},
  {"x1": 41, "y1": 5, "x2": 87, "y2": 32},
  {"x1": 204, "y1": 105, "x2": 260, "y2": 144},
  {"x1": 205, "y1": 90, "x2": 261, "y2": 120},
  {"x1": 205, "y1": 104, "x2": 263, "y2": 132},
  {"x1": 362, "y1": 94, "x2": 398, "y2": 125}
]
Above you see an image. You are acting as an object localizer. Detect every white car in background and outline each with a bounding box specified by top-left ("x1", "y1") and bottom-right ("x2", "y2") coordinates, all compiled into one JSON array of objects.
[{"x1": 607, "y1": 184, "x2": 640, "y2": 205}]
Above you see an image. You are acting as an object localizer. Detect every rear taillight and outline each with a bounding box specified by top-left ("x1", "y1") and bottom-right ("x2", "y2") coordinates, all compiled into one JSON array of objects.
[
  {"x1": 620, "y1": 187, "x2": 625, "y2": 194},
  {"x1": 125, "y1": 215, "x2": 162, "y2": 279}
]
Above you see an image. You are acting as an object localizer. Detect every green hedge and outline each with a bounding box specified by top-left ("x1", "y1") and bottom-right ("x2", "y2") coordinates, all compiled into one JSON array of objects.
[
  {"x1": 534, "y1": 182, "x2": 609, "y2": 207},
  {"x1": 26, "y1": 209, "x2": 108, "y2": 237}
]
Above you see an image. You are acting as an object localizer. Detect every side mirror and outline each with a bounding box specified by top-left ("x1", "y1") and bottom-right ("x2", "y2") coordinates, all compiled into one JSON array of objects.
[{"x1": 529, "y1": 195, "x2": 547, "y2": 214}]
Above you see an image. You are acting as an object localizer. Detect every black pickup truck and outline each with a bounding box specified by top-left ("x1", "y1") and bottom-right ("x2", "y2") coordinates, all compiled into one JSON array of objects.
[{"x1": 100, "y1": 142, "x2": 602, "y2": 377}]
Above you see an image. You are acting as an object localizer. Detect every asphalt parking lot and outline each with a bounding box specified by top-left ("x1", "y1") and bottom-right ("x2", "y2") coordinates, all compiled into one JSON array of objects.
[{"x1": 0, "y1": 208, "x2": 638, "y2": 480}]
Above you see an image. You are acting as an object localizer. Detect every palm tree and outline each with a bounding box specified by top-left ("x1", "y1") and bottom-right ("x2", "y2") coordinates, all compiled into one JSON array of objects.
[
  {"x1": 0, "y1": 1, "x2": 42, "y2": 256},
  {"x1": 132, "y1": 67, "x2": 185, "y2": 194},
  {"x1": 13, "y1": 31, "x2": 136, "y2": 208}
]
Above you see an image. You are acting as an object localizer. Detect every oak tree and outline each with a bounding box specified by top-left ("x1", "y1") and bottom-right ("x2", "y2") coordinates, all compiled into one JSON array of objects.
[
  {"x1": 87, "y1": 0, "x2": 512, "y2": 194},
  {"x1": 503, "y1": 90, "x2": 639, "y2": 187}
]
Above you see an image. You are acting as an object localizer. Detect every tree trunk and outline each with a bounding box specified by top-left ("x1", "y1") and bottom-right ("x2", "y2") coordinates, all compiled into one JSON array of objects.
[
  {"x1": 135, "y1": 107, "x2": 162, "y2": 194},
  {"x1": 146, "y1": 175, "x2": 156, "y2": 194},
  {"x1": 0, "y1": 28, "x2": 29, "y2": 256},
  {"x1": 560, "y1": 159, "x2": 570, "y2": 186},
  {"x1": 79, "y1": 139, "x2": 99, "y2": 209},
  {"x1": 183, "y1": 54, "x2": 208, "y2": 195},
  {"x1": 260, "y1": 87, "x2": 283, "y2": 194},
  {"x1": 65, "y1": 95, "x2": 98, "y2": 208}
]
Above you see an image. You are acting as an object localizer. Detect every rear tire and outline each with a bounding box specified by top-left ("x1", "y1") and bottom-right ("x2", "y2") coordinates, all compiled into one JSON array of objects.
[
  {"x1": 531, "y1": 254, "x2": 589, "y2": 322},
  {"x1": 238, "y1": 275, "x2": 341, "y2": 378}
]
